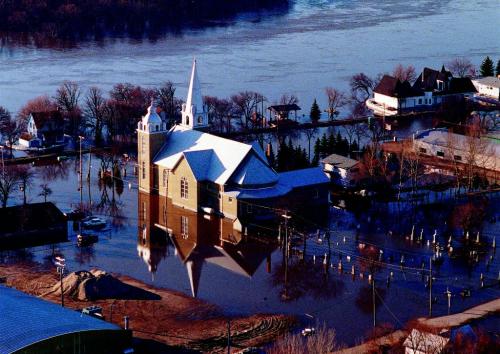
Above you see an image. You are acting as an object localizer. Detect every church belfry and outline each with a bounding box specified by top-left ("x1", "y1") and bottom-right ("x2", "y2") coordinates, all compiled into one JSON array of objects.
[
  {"x1": 137, "y1": 101, "x2": 167, "y2": 193},
  {"x1": 181, "y1": 59, "x2": 208, "y2": 130}
]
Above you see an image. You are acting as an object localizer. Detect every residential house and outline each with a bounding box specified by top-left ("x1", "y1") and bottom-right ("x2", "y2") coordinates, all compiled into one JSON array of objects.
[
  {"x1": 413, "y1": 128, "x2": 499, "y2": 172},
  {"x1": 366, "y1": 66, "x2": 476, "y2": 116},
  {"x1": 472, "y1": 76, "x2": 500, "y2": 101},
  {"x1": 137, "y1": 60, "x2": 329, "y2": 228},
  {"x1": 19, "y1": 111, "x2": 65, "y2": 148},
  {"x1": 321, "y1": 153, "x2": 359, "y2": 187}
]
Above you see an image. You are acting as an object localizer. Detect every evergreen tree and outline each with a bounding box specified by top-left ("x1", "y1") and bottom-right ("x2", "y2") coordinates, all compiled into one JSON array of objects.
[
  {"x1": 320, "y1": 134, "x2": 328, "y2": 158},
  {"x1": 480, "y1": 56, "x2": 494, "y2": 77},
  {"x1": 309, "y1": 99, "x2": 321, "y2": 123},
  {"x1": 496, "y1": 59, "x2": 500, "y2": 77},
  {"x1": 327, "y1": 133, "x2": 336, "y2": 155},
  {"x1": 312, "y1": 138, "x2": 321, "y2": 166}
]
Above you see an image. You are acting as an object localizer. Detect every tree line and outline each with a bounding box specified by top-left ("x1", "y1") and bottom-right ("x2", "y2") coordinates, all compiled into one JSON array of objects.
[{"x1": 0, "y1": 0, "x2": 290, "y2": 41}]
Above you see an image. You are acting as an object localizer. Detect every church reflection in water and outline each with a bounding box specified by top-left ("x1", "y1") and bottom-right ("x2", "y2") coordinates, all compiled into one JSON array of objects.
[{"x1": 137, "y1": 192, "x2": 276, "y2": 297}]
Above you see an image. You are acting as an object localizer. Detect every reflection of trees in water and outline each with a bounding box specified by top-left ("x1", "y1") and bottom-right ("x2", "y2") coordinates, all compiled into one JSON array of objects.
[
  {"x1": 272, "y1": 260, "x2": 345, "y2": 301},
  {"x1": 38, "y1": 160, "x2": 71, "y2": 181},
  {"x1": 355, "y1": 285, "x2": 386, "y2": 315},
  {"x1": 0, "y1": 249, "x2": 35, "y2": 265},
  {"x1": 75, "y1": 245, "x2": 95, "y2": 265},
  {"x1": 94, "y1": 178, "x2": 125, "y2": 228}
]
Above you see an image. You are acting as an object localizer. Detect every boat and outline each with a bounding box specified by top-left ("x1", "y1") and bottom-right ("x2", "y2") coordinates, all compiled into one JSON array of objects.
[
  {"x1": 77, "y1": 233, "x2": 99, "y2": 246},
  {"x1": 81, "y1": 216, "x2": 106, "y2": 230}
]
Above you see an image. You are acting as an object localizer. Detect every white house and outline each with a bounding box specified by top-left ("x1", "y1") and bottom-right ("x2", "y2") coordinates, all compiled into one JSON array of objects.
[
  {"x1": 366, "y1": 67, "x2": 476, "y2": 116},
  {"x1": 472, "y1": 76, "x2": 500, "y2": 101},
  {"x1": 321, "y1": 153, "x2": 359, "y2": 187},
  {"x1": 413, "y1": 128, "x2": 499, "y2": 172},
  {"x1": 19, "y1": 111, "x2": 65, "y2": 148}
]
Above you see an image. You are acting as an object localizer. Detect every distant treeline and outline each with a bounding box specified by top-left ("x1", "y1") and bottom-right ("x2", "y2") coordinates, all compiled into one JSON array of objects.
[{"x1": 0, "y1": 0, "x2": 290, "y2": 40}]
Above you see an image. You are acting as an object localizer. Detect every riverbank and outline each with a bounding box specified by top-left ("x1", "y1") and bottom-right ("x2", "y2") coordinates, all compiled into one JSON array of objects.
[
  {"x1": 0, "y1": 262, "x2": 294, "y2": 353},
  {"x1": 336, "y1": 299, "x2": 500, "y2": 353}
]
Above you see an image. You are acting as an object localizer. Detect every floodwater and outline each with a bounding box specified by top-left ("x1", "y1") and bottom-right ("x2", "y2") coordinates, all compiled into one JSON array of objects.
[
  {"x1": 0, "y1": 0, "x2": 499, "y2": 115},
  {"x1": 1, "y1": 155, "x2": 499, "y2": 345}
]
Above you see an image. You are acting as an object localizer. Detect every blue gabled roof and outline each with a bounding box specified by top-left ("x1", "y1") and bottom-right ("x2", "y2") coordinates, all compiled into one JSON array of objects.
[
  {"x1": 279, "y1": 167, "x2": 330, "y2": 189},
  {"x1": 0, "y1": 285, "x2": 121, "y2": 354}
]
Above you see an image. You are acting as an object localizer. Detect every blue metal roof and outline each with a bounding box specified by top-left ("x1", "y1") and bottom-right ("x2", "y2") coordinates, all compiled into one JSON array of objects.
[{"x1": 0, "y1": 285, "x2": 121, "y2": 354}]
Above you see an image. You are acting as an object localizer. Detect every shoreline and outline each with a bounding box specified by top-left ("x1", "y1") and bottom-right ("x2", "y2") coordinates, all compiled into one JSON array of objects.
[
  {"x1": 336, "y1": 299, "x2": 500, "y2": 353},
  {"x1": 0, "y1": 262, "x2": 295, "y2": 353}
]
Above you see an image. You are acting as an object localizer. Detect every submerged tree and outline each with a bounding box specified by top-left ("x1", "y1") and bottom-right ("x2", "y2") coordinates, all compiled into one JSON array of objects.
[{"x1": 324, "y1": 87, "x2": 346, "y2": 120}]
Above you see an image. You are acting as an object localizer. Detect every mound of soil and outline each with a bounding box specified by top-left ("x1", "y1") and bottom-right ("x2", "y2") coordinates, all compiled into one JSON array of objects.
[{"x1": 48, "y1": 269, "x2": 160, "y2": 301}]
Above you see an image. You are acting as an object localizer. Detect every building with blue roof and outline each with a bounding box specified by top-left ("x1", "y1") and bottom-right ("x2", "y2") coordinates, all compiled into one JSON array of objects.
[
  {"x1": 137, "y1": 60, "x2": 330, "y2": 228},
  {"x1": 0, "y1": 285, "x2": 131, "y2": 354}
]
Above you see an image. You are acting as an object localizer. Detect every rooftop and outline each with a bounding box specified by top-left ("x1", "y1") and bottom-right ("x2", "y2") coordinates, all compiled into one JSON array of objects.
[
  {"x1": 0, "y1": 285, "x2": 122, "y2": 353},
  {"x1": 473, "y1": 76, "x2": 500, "y2": 89},
  {"x1": 321, "y1": 153, "x2": 359, "y2": 170},
  {"x1": 154, "y1": 125, "x2": 275, "y2": 186}
]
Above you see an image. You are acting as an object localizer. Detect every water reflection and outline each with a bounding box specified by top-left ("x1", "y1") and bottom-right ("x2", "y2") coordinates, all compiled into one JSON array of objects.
[{"x1": 137, "y1": 192, "x2": 276, "y2": 296}]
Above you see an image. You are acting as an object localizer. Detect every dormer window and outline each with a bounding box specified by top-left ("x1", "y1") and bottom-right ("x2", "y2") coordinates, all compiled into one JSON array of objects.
[{"x1": 437, "y1": 80, "x2": 444, "y2": 91}]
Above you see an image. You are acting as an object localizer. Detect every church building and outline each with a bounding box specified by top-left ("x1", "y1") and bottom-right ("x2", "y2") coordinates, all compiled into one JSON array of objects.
[{"x1": 137, "y1": 60, "x2": 329, "y2": 226}]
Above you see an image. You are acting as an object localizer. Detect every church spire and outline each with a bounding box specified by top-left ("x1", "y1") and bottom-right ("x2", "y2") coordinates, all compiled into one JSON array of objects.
[{"x1": 181, "y1": 59, "x2": 208, "y2": 130}]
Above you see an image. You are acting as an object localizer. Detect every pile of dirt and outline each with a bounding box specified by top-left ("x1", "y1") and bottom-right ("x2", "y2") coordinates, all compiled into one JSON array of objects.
[{"x1": 47, "y1": 269, "x2": 160, "y2": 301}]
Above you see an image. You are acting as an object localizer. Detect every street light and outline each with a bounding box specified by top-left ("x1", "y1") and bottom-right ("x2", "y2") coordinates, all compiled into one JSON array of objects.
[
  {"x1": 54, "y1": 256, "x2": 66, "y2": 307},
  {"x1": 78, "y1": 136, "x2": 85, "y2": 206}
]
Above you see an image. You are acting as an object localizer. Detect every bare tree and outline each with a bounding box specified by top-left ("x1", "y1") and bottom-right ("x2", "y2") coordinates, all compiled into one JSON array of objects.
[
  {"x1": 447, "y1": 57, "x2": 476, "y2": 78},
  {"x1": 17, "y1": 95, "x2": 57, "y2": 129},
  {"x1": 324, "y1": 87, "x2": 346, "y2": 120},
  {"x1": 0, "y1": 107, "x2": 21, "y2": 157},
  {"x1": 16, "y1": 165, "x2": 35, "y2": 205},
  {"x1": 303, "y1": 127, "x2": 318, "y2": 162},
  {"x1": 84, "y1": 86, "x2": 107, "y2": 145},
  {"x1": 268, "y1": 322, "x2": 344, "y2": 354},
  {"x1": 349, "y1": 73, "x2": 375, "y2": 103},
  {"x1": 231, "y1": 91, "x2": 265, "y2": 130},
  {"x1": 55, "y1": 81, "x2": 82, "y2": 136},
  {"x1": 279, "y1": 93, "x2": 299, "y2": 106},
  {"x1": 0, "y1": 166, "x2": 20, "y2": 207},
  {"x1": 39, "y1": 183, "x2": 52, "y2": 203},
  {"x1": 155, "y1": 81, "x2": 179, "y2": 126},
  {"x1": 392, "y1": 64, "x2": 416, "y2": 83}
]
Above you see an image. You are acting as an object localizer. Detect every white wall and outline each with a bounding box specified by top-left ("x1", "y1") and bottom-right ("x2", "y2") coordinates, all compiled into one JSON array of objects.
[
  {"x1": 473, "y1": 82, "x2": 500, "y2": 100},
  {"x1": 373, "y1": 93, "x2": 399, "y2": 109}
]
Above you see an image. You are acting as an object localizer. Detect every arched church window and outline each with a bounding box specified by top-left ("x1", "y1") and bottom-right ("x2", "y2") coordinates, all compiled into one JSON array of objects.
[
  {"x1": 197, "y1": 116, "x2": 203, "y2": 124},
  {"x1": 186, "y1": 116, "x2": 190, "y2": 126}
]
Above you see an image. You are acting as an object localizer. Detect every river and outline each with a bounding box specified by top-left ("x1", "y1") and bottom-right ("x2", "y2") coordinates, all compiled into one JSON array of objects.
[{"x1": 0, "y1": 0, "x2": 499, "y2": 115}]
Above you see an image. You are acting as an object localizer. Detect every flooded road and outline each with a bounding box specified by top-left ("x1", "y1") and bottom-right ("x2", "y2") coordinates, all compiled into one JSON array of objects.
[
  {"x1": 1, "y1": 155, "x2": 499, "y2": 345},
  {"x1": 0, "y1": 0, "x2": 499, "y2": 115}
]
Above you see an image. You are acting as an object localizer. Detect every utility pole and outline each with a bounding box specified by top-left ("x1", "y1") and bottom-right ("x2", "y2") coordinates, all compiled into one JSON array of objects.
[
  {"x1": 0, "y1": 146, "x2": 4, "y2": 178},
  {"x1": 227, "y1": 319, "x2": 231, "y2": 354},
  {"x1": 78, "y1": 136, "x2": 84, "y2": 206},
  {"x1": 372, "y1": 277, "x2": 376, "y2": 327},
  {"x1": 429, "y1": 257, "x2": 433, "y2": 317}
]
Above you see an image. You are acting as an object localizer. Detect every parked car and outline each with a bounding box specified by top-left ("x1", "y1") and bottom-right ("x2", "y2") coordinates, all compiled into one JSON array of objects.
[{"x1": 81, "y1": 216, "x2": 106, "y2": 230}]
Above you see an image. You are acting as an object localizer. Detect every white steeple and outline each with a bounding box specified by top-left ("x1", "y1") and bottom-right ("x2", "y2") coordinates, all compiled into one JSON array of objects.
[
  {"x1": 181, "y1": 59, "x2": 208, "y2": 130},
  {"x1": 137, "y1": 100, "x2": 166, "y2": 133}
]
